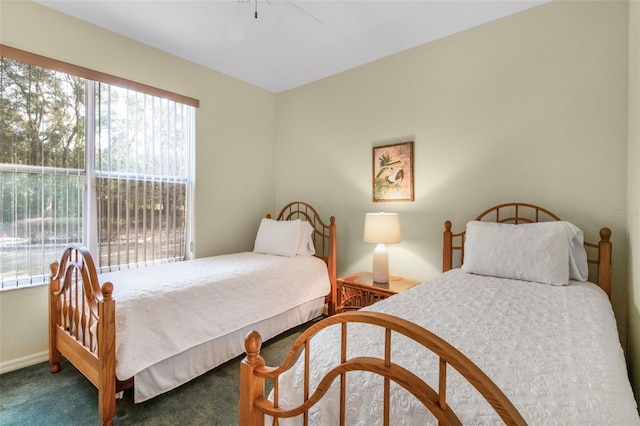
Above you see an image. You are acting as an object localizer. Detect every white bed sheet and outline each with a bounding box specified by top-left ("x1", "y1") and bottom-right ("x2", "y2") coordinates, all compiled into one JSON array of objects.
[
  {"x1": 100, "y1": 252, "x2": 331, "y2": 402},
  {"x1": 274, "y1": 269, "x2": 639, "y2": 425}
]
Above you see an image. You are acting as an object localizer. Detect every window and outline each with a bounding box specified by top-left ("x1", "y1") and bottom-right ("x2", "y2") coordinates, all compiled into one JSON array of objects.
[
  {"x1": 95, "y1": 84, "x2": 193, "y2": 271},
  {"x1": 0, "y1": 47, "x2": 197, "y2": 290}
]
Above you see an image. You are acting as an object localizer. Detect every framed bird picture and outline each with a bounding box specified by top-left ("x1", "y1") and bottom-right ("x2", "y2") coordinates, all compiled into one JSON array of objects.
[{"x1": 372, "y1": 141, "x2": 414, "y2": 202}]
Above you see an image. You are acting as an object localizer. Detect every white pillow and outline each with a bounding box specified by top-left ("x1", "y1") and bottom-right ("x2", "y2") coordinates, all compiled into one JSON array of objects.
[
  {"x1": 461, "y1": 221, "x2": 570, "y2": 286},
  {"x1": 253, "y1": 218, "x2": 302, "y2": 257},
  {"x1": 560, "y1": 221, "x2": 589, "y2": 281},
  {"x1": 297, "y1": 221, "x2": 316, "y2": 256}
]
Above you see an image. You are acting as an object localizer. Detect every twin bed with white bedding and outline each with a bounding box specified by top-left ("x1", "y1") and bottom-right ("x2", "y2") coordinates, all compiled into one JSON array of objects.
[
  {"x1": 107, "y1": 252, "x2": 330, "y2": 402},
  {"x1": 48, "y1": 202, "x2": 336, "y2": 426},
  {"x1": 239, "y1": 203, "x2": 639, "y2": 425}
]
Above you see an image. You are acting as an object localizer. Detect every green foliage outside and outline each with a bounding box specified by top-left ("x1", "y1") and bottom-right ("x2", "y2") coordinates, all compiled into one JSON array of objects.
[{"x1": 1, "y1": 58, "x2": 85, "y2": 223}]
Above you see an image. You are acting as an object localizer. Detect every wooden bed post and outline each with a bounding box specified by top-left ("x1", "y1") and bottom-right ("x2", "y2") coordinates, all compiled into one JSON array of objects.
[
  {"x1": 239, "y1": 331, "x2": 266, "y2": 426},
  {"x1": 443, "y1": 221, "x2": 453, "y2": 272},
  {"x1": 97, "y1": 282, "x2": 116, "y2": 426},
  {"x1": 49, "y1": 261, "x2": 62, "y2": 374},
  {"x1": 598, "y1": 227, "x2": 612, "y2": 300},
  {"x1": 328, "y1": 216, "x2": 337, "y2": 315}
]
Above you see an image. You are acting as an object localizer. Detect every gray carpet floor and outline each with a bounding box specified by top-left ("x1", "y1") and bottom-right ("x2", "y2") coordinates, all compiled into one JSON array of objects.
[{"x1": 0, "y1": 320, "x2": 315, "y2": 426}]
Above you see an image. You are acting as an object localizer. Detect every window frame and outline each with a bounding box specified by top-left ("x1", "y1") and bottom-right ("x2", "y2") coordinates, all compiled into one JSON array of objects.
[{"x1": 0, "y1": 45, "x2": 199, "y2": 108}]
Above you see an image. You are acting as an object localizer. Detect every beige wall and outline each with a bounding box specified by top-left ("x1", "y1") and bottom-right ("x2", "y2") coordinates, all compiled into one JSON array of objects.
[
  {"x1": 276, "y1": 0, "x2": 631, "y2": 358},
  {"x1": 627, "y1": 0, "x2": 640, "y2": 403},
  {"x1": 0, "y1": 0, "x2": 277, "y2": 370}
]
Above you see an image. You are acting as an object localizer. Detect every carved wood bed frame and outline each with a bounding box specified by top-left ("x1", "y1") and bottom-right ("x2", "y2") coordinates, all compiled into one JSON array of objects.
[
  {"x1": 239, "y1": 203, "x2": 613, "y2": 425},
  {"x1": 48, "y1": 201, "x2": 336, "y2": 426}
]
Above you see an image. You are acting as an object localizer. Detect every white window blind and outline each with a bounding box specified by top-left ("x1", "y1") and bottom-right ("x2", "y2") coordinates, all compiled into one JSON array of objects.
[{"x1": 95, "y1": 84, "x2": 193, "y2": 271}]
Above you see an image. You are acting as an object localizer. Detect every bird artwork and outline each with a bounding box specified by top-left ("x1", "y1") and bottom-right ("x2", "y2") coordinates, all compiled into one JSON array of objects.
[
  {"x1": 375, "y1": 152, "x2": 405, "y2": 199},
  {"x1": 373, "y1": 142, "x2": 414, "y2": 202}
]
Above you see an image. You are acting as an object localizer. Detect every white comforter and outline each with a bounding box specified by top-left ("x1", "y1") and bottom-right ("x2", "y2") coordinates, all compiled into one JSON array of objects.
[
  {"x1": 275, "y1": 269, "x2": 639, "y2": 425},
  {"x1": 100, "y1": 252, "x2": 330, "y2": 381}
]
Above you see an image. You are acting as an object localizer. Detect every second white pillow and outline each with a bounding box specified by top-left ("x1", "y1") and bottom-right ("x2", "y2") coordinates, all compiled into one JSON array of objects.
[{"x1": 253, "y1": 218, "x2": 302, "y2": 257}]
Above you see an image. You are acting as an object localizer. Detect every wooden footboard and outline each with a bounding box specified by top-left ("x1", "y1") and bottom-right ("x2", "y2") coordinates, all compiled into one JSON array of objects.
[
  {"x1": 49, "y1": 244, "x2": 117, "y2": 426},
  {"x1": 239, "y1": 311, "x2": 526, "y2": 425}
]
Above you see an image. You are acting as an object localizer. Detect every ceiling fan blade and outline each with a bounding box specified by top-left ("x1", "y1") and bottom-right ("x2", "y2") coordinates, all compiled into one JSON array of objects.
[{"x1": 286, "y1": 0, "x2": 322, "y2": 24}]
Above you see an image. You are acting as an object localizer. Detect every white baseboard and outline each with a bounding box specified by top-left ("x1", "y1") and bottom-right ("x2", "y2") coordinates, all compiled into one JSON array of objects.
[{"x1": 0, "y1": 351, "x2": 48, "y2": 375}]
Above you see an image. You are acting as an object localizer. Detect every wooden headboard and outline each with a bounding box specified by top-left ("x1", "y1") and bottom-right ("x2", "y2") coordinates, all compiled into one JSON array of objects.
[
  {"x1": 442, "y1": 202, "x2": 612, "y2": 299},
  {"x1": 269, "y1": 201, "x2": 337, "y2": 315}
]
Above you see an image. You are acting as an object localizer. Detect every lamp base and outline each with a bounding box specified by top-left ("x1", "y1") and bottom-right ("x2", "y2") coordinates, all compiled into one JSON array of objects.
[{"x1": 372, "y1": 243, "x2": 389, "y2": 284}]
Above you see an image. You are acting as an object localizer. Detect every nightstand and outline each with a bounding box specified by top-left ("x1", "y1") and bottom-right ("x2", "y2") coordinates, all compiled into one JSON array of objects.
[{"x1": 336, "y1": 272, "x2": 420, "y2": 312}]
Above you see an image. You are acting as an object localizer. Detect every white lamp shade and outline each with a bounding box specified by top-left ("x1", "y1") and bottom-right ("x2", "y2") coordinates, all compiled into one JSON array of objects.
[
  {"x1": 364, "y1": 213, "x2": 400, "y2": 284},
  {"x1": 363, "y1": 212, "x2": 401, "y2": 244}
]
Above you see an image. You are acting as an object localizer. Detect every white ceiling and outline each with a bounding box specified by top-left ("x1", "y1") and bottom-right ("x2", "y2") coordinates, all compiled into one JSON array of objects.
[{"x1": 35, "y1": 0, "x2": 550, "y2": 93}]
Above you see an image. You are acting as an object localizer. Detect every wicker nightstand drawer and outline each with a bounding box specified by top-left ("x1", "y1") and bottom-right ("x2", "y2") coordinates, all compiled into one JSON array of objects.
[{"x1": 336, "y1": 272, "x2": 420, "y2": 312}]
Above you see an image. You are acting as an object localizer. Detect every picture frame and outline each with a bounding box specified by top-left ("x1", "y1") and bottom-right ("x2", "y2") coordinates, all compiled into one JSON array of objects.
[{"x1": 372, "y1": 141, "x2": 414, "y2": 202}]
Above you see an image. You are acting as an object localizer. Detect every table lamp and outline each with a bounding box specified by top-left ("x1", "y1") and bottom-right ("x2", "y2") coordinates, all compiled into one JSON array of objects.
[{"x1": 364, "y1": 212, "x2": 401, "y2": 284}]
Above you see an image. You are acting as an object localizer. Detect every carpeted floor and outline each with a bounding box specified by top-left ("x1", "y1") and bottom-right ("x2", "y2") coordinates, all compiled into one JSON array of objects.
[{"x1": 0, "y1": 321, "x2": 314, "y2": 426}]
